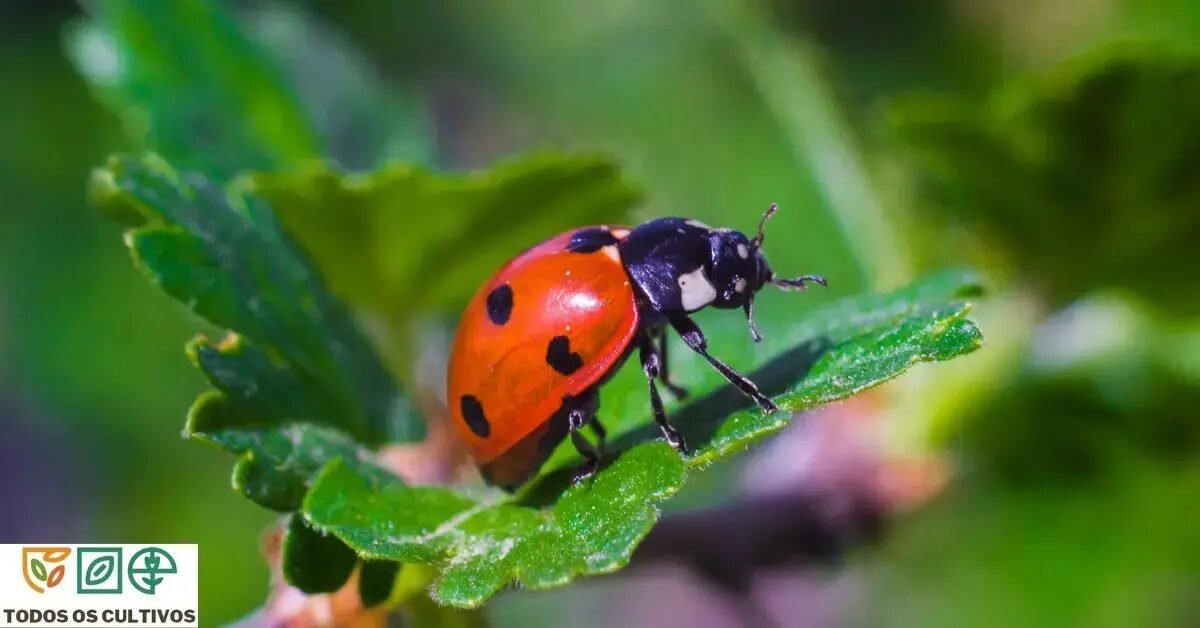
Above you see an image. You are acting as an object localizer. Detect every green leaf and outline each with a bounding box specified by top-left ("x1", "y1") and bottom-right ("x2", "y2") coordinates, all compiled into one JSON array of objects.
[
  {"x1": 248, "y1": 153, "x2": 641, "y2": 318},
  {"x1": 306, "y1": 444, "x2": 684, "y2": 608},
  {"x1": 571, "y1": 268, "x2": 983, "y2": 463},
  {"x1": 66, "y1": 0, "x2": 319, "y2": 180},
  {"x1": 889, "y1": 43, "x2": 1200, "y2": 311},
  {"x1": 303, "y1": 271, "x2": 983, "y2": 608},
  {"x1": 188, "y1": 398, "x2": 366, "y2": 512},
  {"x1": 282, "y1": 513, "x2": 358, "y2": 594},
  {"x1": 30, "y1": 559, "x2": 47, "y2": 582},
  {"x1": 91, "y1": 154, "x2": 417, "y2": 508},
  {"x1": 94, "y1": 154, "x2": 407, "y2": 441}
]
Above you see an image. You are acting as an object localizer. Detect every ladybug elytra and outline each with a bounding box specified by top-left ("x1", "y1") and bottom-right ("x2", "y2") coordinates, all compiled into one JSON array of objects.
[{"x1": 447, "y1": 204, "x2": 826, "y2": 489}]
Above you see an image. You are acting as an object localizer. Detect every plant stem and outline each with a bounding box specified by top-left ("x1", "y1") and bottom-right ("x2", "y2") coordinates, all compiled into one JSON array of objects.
[{"x1": 710, "y1": 0, "x2": 911, "y2": 289}]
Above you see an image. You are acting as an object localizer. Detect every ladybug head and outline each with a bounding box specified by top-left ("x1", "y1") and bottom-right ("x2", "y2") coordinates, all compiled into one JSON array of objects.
[{"x1": 706, "y1": 204, "x2": 827, "y2": 342}]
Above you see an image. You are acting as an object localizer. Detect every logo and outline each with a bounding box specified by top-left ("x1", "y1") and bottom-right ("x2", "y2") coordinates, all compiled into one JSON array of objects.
[
  {"x1": 76, "y1": 547, "x2": 123, "y2": 594},
  {"x1": 20, "y1": 547, "x2": 71, "y2": 594},
  {"x1": 2, "y1": 544, "x2": 198, "y2": 626},
  {"x1": 127, "y1": 547, "x2": 177, "y2": 595}
]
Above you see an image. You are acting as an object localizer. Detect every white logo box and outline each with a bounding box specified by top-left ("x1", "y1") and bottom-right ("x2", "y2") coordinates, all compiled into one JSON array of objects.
[{"x1": 0, "y1": 544, "x2": 198, "y2": 627}]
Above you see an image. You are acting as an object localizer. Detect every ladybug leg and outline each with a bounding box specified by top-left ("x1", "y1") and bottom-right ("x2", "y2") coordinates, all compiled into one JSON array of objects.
[
  {"x1": 588, "y1": 415, "x2": 608, "y2": 453},
  {"x1": 568, "y1": 398, "x2": 601, "y2": 483},
  {"x1": 656, "y1": 327, "x2": 690, "y2": 400},
  {"x1": 639, "y1": 333, "x2": 689, "y2": 453},
  {"x1": 668, "y1": 314, "x2": 779, "y2": 413}
]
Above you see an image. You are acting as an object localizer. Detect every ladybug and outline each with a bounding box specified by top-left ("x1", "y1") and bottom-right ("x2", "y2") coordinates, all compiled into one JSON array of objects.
[{"x1": 447, "y1": 204, "x2": 826, "y2": 489}]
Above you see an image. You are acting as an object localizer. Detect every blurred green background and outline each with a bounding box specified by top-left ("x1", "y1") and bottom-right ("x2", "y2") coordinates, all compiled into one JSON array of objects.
[{"x1": 2, "y1": 0, "x2": 1198, "y2": 626}]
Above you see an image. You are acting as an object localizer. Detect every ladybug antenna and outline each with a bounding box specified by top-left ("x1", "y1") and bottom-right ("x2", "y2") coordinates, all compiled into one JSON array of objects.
[
  {"x1": 755, "y1": 203, "x2": 830, "y2": 293},
  {"x1": 770, "y1": 274, "x2": 829, "y2": 291},
  {"x1": 744, "y1": 297, "x2": 763, "y2": 343},
  {"x1": 751, "y1": 203, "x2": 777, "y2": 251}
]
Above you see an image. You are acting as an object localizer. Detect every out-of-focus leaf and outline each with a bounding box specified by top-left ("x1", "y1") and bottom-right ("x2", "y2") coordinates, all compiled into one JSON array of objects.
[
  {"x1": 67, "y1": 0, "x2": 320, "y2": 179},
  {"x1": 280, "y1": 517, "x2": 401, "y2": 611},
  {"x1": 90, "y1": 155, "x2": 418, "y2": 509},
  {"x1": 963, "y1": 365, "x2": 1200, "y2": 483},
  {"x1": 243, "y1": 2, "x2": 433, "y2": 169},
  {"x1": 282, "y1": 513, "x2": 358, "y2": 594},
  {"x1": 868, "y1": 461, "x2": 1200, "y2": 628},
  {"x1": 249, "y1": 153, "x2": 641, "y2": 318},
  {"x1": 303, "y1": 271, "x2": 984, "y2": 608},
  {"x1": 955, "y1": 296, "x2": 1200, "y2": 483},
  {"x1": 889, "y1": 43, "x2": 1200, "y2": 311},
  {"x1": 358, "y1": 560, "x2": 401, "y2": 608}
]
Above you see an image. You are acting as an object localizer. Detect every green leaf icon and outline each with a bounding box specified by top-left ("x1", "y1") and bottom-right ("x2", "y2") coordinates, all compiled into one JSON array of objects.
[
  {"x1": 86, "y1": 556, "x2": 114, "y2": 586},
  {"x1": 30, "y1": 559, "x2": 47, "y2": 582}
]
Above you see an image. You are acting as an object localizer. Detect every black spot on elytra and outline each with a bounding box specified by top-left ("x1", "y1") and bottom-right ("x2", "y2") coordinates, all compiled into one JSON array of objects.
[
  {"x1": 566, "y1": 228, "x2": 619, "y2": 253},
  {"x1": 546, "y1": 335, "x2": 584, "y2": 375},
  {"x1": 460, "y1": 395, "x2": 490, "y2": 438},
  {"x1": 486, "y1": 283, "x2": 514, "y2": 325}
]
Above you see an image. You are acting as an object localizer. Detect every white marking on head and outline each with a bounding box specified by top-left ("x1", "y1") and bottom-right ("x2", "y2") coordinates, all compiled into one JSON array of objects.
[
  {"x1": 611, "y1": 228, "x2": 630, "y2": 238},
  {"x1": 601, "y1": 245, "x2": 621, "y2": 263},
  {"x1": 737, "y1": 243, "x2": 749, "y2": 259},
  {"x1": 685, "y1": 219, "x2": 711, "y2": 229},
  {"x1": 677, "y1": 267, "x2": 717, "y2": 311},
  {"x1": 735, "y1": 277, "x2": 748, "y2": 293}
]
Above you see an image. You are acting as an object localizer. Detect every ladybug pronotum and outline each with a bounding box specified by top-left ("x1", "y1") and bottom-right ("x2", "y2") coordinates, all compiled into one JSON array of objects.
[{"x1": 447, "y1": 205, "x2": 826, "y2": 489}]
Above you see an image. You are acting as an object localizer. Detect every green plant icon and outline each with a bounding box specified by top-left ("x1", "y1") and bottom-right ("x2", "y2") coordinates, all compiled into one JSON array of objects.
[{"x1": 127, "y1": 547, "x2": 177, "y2": 595}]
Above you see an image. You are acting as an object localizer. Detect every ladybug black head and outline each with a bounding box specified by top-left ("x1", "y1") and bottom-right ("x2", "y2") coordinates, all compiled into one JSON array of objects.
[
  {"x1": 618, "y1": 205, "x2": 827, "y2": 342},
  {"x1": 704, "y1": 223, "x2": 771, "y2": 310},
  {"x1": 703, "y1": 204, "x2": 828, "y2": 341}
]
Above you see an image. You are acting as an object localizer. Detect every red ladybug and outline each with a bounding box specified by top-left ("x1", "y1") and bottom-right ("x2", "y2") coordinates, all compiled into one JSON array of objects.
[{"x1": 447, "y1": 205, "x2": 826, "y2": 489}]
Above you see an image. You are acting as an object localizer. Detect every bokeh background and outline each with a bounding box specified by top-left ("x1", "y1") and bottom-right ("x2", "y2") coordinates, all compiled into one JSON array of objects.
[{"x1": 2, "y1": 1, "x2": 1199, "y2": 626}]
